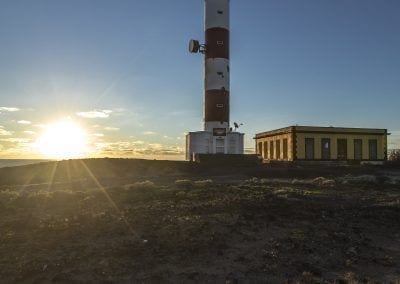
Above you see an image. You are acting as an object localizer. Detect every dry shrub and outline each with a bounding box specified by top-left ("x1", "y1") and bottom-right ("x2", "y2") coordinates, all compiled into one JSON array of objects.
[
  {"x1": 51, "y1": 190, "x2": 79, "y2": 202},
  {"x1": 312, "y1": 177, "x2": 335, "y2": 187},
  {"x1": 175, "y1": 179, "x2": 194, "y2": 189},
  {"x1": 343, "y1": 271, "x2": 358, "y2": 283},
  {"x1": 273, "y1": 178, "x2": 292, "y2": 184},
  {"x1": 301, "y1": 271, "x2": 314, "y2": 282},
  {"x1": 248, "y1": 177, "x2": 259, "y2": 184},
  {"x1": 175, "y1": 191, "x2": 186, "y2": 198},
  {"x1": 0, "y1": 189, "x2": 20, "y2": 206},
  {"x1": 338, "y1": 175, "x2": 377, "y2": 185},
  {"x1": 260, "y1": 178, "x2": 272, "y2": 184},
  {"x1": 384, "y1": 176, "x2": 400, "y2": 185},
  {"x1": 291, "y1": 179, "x2": 311, "y2": 185},
  {"x1": 27, "y1": 190, "x2": 52, "y2": 203},
  {"x1": 128, "y1": 180, "x2": 156, "y2": 191},
  {"x1": 291, "y1": 177, "x2": 335, "y2": 187},
  {"x1": 321, "y1": 179, "x2": 336, "y2": 187},
  {"x1": 194, "y1": 179, "x2": 214, "y2": 188},
  {"x1": 388, "y1": 149, "x2": 400, "y2": 161}
]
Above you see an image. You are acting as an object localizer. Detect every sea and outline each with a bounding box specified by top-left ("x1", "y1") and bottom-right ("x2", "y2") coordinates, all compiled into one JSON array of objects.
[{"x1": 0, "y1": 159, "x2": 51, "y2": 168}]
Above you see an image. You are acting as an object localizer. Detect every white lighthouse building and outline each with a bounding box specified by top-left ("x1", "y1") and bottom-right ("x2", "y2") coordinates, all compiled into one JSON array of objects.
[{"x1": 186, "y1": 0, "x2": 244, "y2": 161}]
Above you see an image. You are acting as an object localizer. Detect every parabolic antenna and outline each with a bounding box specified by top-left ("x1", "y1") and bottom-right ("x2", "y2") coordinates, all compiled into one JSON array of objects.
[{"x1": 189, "y1": 39, "x2": 200, "y2": 53}]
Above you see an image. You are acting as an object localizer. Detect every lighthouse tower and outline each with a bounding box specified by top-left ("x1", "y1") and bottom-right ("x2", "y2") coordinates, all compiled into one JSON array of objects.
[{"x1": 186, "y1": 0, "x2": 244, "y2": 161}]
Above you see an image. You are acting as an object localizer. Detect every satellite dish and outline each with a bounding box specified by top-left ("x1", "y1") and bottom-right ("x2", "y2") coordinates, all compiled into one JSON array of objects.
[
  {"x1": 189, "y1": 39, "x2": 200, "y2": 53},
  {"x1": 233, "y1": 122, "x2": 243, "y2": 131}
]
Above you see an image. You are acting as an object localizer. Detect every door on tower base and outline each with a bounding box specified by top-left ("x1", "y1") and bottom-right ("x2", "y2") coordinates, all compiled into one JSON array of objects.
[{"x1": 215, "y1": 138, "x2": 225, "y2": 154}]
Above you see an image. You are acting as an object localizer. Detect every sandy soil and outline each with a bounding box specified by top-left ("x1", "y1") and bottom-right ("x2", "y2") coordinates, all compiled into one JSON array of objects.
[{"x1": 0, "y1": 159, "x2": 399, "y2": 283}]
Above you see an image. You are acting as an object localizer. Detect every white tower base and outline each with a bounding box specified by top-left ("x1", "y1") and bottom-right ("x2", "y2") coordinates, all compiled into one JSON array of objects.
[{"x1": 186, "y1": 131, "x2": 244, "y2": 161}]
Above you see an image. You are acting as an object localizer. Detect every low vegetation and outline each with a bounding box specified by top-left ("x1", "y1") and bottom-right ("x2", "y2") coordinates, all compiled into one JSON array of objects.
[
  {"x1": 0, "y1": 159, "x2": 399, "y2": 282},
  {"x1": 127, "y1": 180, "x2": 156, "y2": 191}
]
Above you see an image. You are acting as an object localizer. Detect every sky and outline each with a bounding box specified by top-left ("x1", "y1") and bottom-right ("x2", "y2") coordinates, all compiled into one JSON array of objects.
[{"x1": 0, "y1": 0, "x2": 399, "y2": 159}]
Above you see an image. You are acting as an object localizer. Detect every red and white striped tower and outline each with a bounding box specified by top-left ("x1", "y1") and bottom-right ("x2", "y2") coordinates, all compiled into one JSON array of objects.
[
  {"x1": 186, "y1": 0, "x2": 244, "y2": 160},
  {"x1": 204, "y1": 0, "x2": 230, "y2": 132}
]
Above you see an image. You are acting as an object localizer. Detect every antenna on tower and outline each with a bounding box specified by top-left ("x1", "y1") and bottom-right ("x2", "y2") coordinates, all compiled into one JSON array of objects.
[
  {"x1": 234, "y1": 122, "x2": 243, "y2": 131},
  {"x1": 189, "y1": 39, "x2": 206, "y2": 54}
]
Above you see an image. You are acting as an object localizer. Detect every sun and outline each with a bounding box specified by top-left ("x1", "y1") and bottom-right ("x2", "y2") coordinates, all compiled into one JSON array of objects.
[{"x1": 36, "y1": 120, "x2": 89, "y2": 159}]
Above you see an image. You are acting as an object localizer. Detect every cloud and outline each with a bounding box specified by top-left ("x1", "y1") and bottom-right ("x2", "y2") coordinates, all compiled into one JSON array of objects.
[
  {"x1": 0, "y1": 137, "x2": 36, "y2": 158},
  {"x1": 143, "y1": 131, "x2": 156, "y2": 135},
  {"x1": 148, "y1": 143, "x2": 162, "y2": 149},
  {"x1": 111, "y1": 108, "x2": 127, "y2": 116},
  {"x1": 23, "y1": 131, "x2": 36, "y2": 135},
  {"x1": 94, "y1": 140, "x2": 184, "y2": 157},
  {"x1": 92, "y1": 133, "x2": 104, "y2": 137},
  {"x1": 77, "y1": 109, "x2": 112, "y2": 118},
  {"x1": 0, "y1": 126, "x2": 12, "y2": 136},
  {"x1": 0, "y1": 138, "x2": 31, "y2": 143},
  {"x1": 0, "y1": 107, "x2": 19, "y2": 112},
  {"x1": 104, "y1": 127, "x2": 119, "y2": 131},
  {"x1": 390, "y1": 130, "x2": 400, "y2": 136},
  {"x1": 17, "y1": 120, "x2": 31, "y2": 125},
  {"x1": 33, "y1": 124, "x2": 46, "y2": 128}
]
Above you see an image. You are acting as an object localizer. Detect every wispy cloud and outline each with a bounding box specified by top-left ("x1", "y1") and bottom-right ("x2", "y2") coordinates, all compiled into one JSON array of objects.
[
  {"x1": 143, "y1": 131, "x2": 156, "y2": 135},
  {"x1": 0, "y1": 137, "x2": 35, "y2": 158},
  {"x1": 33, "y1": 124, "x2": 46, "y2": 128},
  {"x1": 23, "y1": 130, "x2": 36, "y2": 135},
  {"x1": 77, "y1": 109, "x2": 112, "y2": 118},
  {"x1": 0, "y1": 138, "x2": 31, "y2": 143},
  {"x1": 388, "y1": 131, "x2": 400, "y2": 149},
  {"x1": 17, "y1": 120, "x2": 31, "y2": 125},
  {"x1": 0, "y1": 126, "x2": 12, "y2": 136},
  {"x1": 94, "y1": 140, "x2": 184, "y2": 157},
  {"x1": 92, "y1": 133, "x2": 104, "y2": 137},
  {"x1": 390, "y1": 130, "x2": 400, "y2": 136},
  {"x1": 0, "y1": 107, "x2": 19, "y2": 112},
  {"x1": 104, "y1": 126, "x2": 119, "y2": 131}
]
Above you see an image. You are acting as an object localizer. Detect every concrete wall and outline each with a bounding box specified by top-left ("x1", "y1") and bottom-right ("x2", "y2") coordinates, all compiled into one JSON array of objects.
[
  {"x1": 295, "y1": 133, "x2": 386, "y2": 160},
  {"x1": 256, "y1": 133, "x2": 293, "y2": 161},
  {"x1": 186, "y1": 131, "x2": 244, "y2": 161}
]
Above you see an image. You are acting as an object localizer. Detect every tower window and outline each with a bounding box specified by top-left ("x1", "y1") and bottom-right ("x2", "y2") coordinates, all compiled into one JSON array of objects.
[
  {"x1": 217, "y1": 10, "x2": 223, "y2": 14},
  {"x1": 216, "y1": 104, "x2": 224, "y2": 108}
]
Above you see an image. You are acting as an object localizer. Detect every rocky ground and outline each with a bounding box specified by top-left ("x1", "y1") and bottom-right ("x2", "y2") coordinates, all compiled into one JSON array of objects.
[{"x1": 0, "y1": 159, "x2": 399, "y2": 283}]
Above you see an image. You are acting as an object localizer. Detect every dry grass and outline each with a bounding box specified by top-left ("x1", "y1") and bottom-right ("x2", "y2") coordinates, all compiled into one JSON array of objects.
[
  {"x1": 127, "y1": 180, "x2": 156, "y2": 191},
  {"x1": 194, "y1": 179, "x2": 214, "y2": 188},
  {"x1": 0, "y1": 159, "x2": 399, "y2": 283},
  {"x1": 175, "y1": 179, "x2": 194, "y2": 189}
]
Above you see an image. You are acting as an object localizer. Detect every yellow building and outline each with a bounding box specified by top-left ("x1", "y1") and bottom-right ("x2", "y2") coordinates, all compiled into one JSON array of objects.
[{"x1": 255, "y1": 126, "x2": 388, "y2": 163}]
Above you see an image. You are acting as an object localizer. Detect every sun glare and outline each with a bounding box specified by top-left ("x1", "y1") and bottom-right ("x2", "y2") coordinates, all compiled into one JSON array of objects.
[{"x1": 36, "y1": 120, "x2": 89, "y2": 159}]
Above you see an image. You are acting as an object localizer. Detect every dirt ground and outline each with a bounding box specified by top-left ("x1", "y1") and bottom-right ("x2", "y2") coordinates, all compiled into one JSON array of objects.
[{"x1": 0, "y1": 159, "x2": 399, "y2": 283}]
